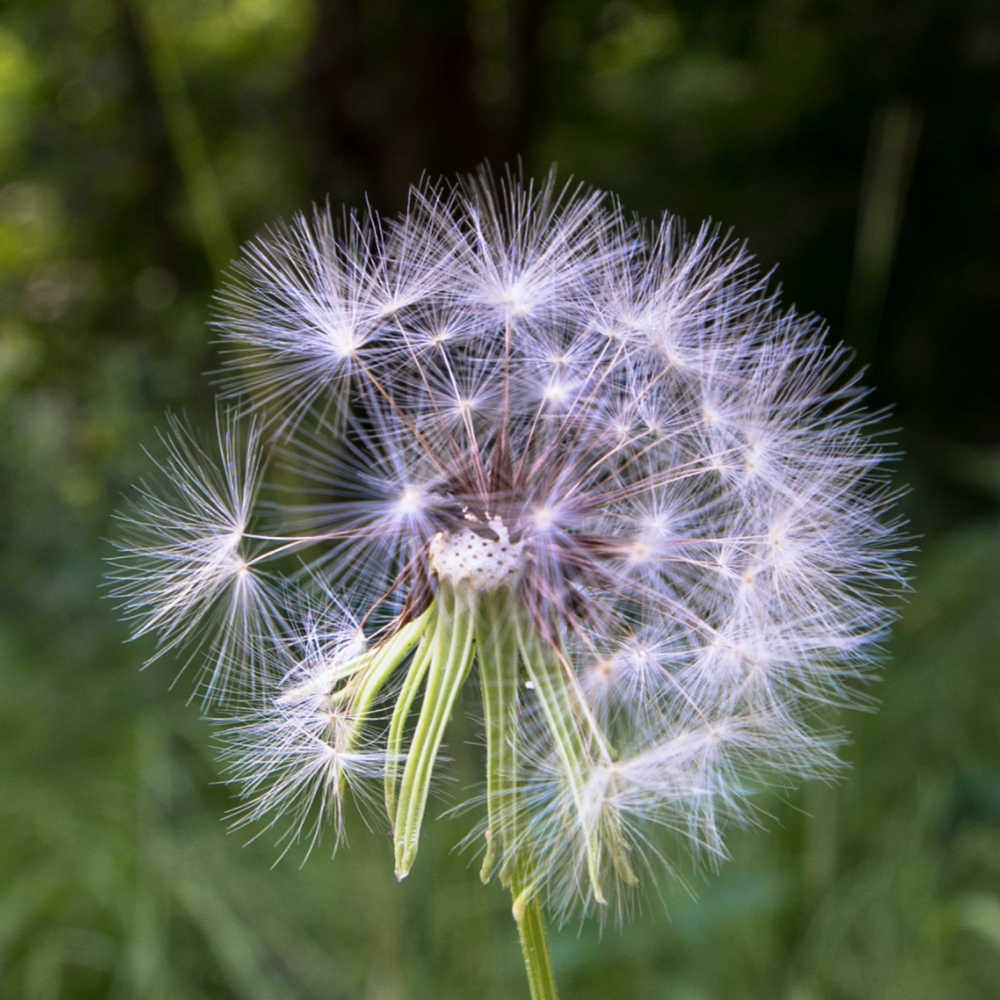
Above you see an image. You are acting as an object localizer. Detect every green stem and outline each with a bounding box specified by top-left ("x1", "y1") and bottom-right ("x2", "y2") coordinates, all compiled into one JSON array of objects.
[{"x1": 512, "y1": 881, "x2": 559, "y2": 1000}]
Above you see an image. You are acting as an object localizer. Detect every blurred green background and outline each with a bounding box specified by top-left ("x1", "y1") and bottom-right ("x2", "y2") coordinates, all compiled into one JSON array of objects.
[{"x1": 2, "y1": 1, "x2": 999, "y2": 997}]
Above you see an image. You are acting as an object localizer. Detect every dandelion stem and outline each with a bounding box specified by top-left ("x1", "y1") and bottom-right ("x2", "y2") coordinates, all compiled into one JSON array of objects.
[{"x1": 511, "y1": 879, "x2": 559, "y2": 1000}]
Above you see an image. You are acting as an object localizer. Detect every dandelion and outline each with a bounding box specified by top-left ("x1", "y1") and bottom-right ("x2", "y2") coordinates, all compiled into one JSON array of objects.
[{"x1": 111, "y1": 165, "x2": 907, "y2": 999}]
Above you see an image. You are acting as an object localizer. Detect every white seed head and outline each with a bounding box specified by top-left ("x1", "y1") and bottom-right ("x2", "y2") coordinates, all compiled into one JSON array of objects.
[{"x1": 113, "y1": 164, "x2": 909, "y2": 921}]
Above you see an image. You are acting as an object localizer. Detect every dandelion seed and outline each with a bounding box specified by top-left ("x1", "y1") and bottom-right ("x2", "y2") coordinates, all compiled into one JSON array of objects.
[
  {"x1": 109, "y1": 411, "x2": 284, "y2": 701},
  {"x1": 112, "y1": 164, "x2": 909, "y2": 999}
]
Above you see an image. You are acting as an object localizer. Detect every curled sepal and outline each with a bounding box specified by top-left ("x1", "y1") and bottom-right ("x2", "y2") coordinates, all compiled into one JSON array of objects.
[
  {"x1": 383, "y1": 605, "x2": 438, "y2": 822},
  {"x1": 323, "y1": 610, "x2": 432, "y2": 794},
  {"x1": 392, "y1": 583, "x2": 476, "y2": 879},
  {"x1": 514, "y1": 614, "x2": 638, "y2": 908},
  {"x1": 219, "y1": 603, "x2": 431, "y2": 860},
  {"x1": 475, "y1": 586, "x2": 521, "y2": 885}
]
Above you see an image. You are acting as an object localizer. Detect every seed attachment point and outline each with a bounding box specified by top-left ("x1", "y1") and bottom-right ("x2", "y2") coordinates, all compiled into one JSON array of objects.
[{"x1": 428, "y1": 516, "x2": 523, "y2": 591}]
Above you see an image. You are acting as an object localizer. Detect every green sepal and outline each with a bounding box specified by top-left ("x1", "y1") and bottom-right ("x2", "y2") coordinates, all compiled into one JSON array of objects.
[
  {"x1": 475, "y1": 587, "x2": 521, "y2": 884},
  {"x1": 514, "y1": 613, "x2": 637, "y2": 904},
  {"x1": 393, "y1": 583, "x2": 476, "y2": 879},
  {"x1": 383, "y1": 605, "x2": 438, "y2": 824}
]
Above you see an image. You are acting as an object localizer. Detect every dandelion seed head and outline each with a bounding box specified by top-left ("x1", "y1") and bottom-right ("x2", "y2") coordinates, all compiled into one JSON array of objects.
[{"x1": 112, "y1": 164, "x2": 909, "y2": 922}]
